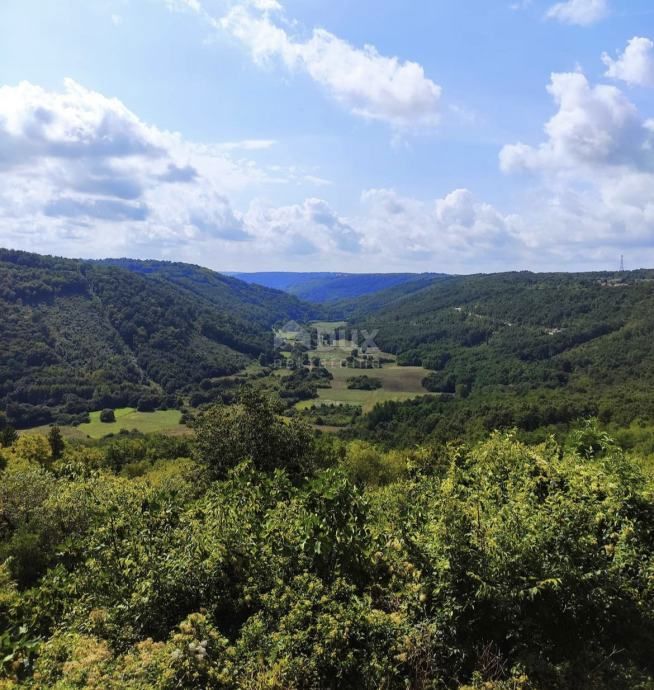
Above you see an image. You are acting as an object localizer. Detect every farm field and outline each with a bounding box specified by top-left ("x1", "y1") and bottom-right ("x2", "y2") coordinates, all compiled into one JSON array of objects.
[
  {"x1": 22, "y1": 408, "x2": 188, "y2": 440},
  {"x1": 310, "y1": 320, "x2": 347, "y2": 332},
  {"x1": 77, "y1": 408, "x2": 187, "y2": 438},
  {"x1": 22, "y1": 408, "x2": 189, "y2": 440},
  {"x1": 272, "y1": 317, "x2": 434, "y2": 413},
  {"x1": 300, "y1": 355, "x2": 432, "y2": 413}
]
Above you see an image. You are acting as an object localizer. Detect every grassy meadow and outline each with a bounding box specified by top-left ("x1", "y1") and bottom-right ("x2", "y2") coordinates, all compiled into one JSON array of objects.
[
  {"x1": 78, "y1": 408, "x2": 187, "y2": 438},
  {"x1": 25, "y1": 408, "x2": 188, "y2": 440}
]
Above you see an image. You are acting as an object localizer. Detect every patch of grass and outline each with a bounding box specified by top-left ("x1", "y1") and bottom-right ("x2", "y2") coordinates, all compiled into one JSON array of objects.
[
  {"x1": 22, "y1": 425, "x2": 88, "y2": 441},
  {"x1": 302, "y1": 356, "x2": 432, "y2": 413},
  {"x1": 314, "y1": 389, "x2": 424, "y2": 413},
  {"x1": 310, "y1": 320, "x2": 347, "y2": 331},
  {"x1": 77, "y1": 408, "x2": 187, "y2": 439}
]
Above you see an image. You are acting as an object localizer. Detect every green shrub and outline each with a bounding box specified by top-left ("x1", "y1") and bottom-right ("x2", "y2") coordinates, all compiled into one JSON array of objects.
[{"x1": 99, "y1": 409, "x2": 115, "y2": 423}]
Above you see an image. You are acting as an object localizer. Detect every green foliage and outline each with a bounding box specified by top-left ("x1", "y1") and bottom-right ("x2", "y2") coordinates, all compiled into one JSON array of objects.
[
  {"x1": 0, "y1": 250, "x2": 317, "y2": 428},
  {"x1": 346, "y1": 270, "x2": 654, "y2": 445},
  {"x1": 0, "y1": 427, "x2": 17, "y2": 449},
  {"x1": 299, "y1": 402, "x2": 361, "y2": 427},
  {"x1": 347, "y1": 375, "x2": 383, "y2": 390},
  {"x1": 193, "y1": 388, "x2": 318, "y2": 479},
  {"x1": 1, "y1": 417, "x2": 652, "y2": 688},
  {"x1": 422, "y1": 371, "x2": 456, "y2": 393},
  {"x1": 344, "y1": 440, "x2": 408, "y2": 486},
  {"x1": 99, "y1": 409, "x2": 115, "y2": 423},
  {"x1": 46, "y1": 426, "x2": 64, "y2": 461},
  {"x1": 276, "y1": 365, "x2": 334, "y2": 406}
]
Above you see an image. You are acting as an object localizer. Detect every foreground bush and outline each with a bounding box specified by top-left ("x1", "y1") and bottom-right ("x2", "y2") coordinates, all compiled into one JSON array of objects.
[{"x1": 1, "y1": 421, "x2": 653, "y2": 688}]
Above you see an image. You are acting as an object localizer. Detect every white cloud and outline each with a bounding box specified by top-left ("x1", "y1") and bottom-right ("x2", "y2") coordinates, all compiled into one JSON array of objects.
[
  {"x1": 249, "y1": 0, "x2": 282, "y2": 11},
  {"x1": 357, "y1": 188, "x2": 520, "y2": 267},
  {"x1": 603, "y1": 37, "x2": 654, "y2": 88},
  {"x1": 510, "y1": 0, "x2": 532, "y2": 10},
  {"x1": 219, "y1": 3, "x2": 442, "y2": 129},
  {"x1": 244, "y1": 197, "x2": 363, "y2": 255},
  {"x1": 0, "y1": 79, "x2": 360, "y2": 265},
  {"x1": 164, "y1": 0, "x2": 202, "y2": 13},
  {"x1": 216, "y1": 138, "x2": 277, "y2": 151},
  {"x1": 499, "y1": 72, "x2": 653, "y2": 173},
  {"x1": 0, "y1": 80, "x2": 285, "y2": 254},
  {"x1": 5, "y1": 72, "x2": 654, "y2": 272},
  {"x1": 546, "y1": 0, "x2": 609, "y2": 26},
  {"x1": 0, "y1": 79, "x2": 166, "y2": 168},
  {"x1": 499, "y1": 69, "x2": 654, "y2": 267}
]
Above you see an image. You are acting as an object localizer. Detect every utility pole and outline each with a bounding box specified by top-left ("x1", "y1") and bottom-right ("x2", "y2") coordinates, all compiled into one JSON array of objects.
[{"x1": 620, "y1": 255, "x2": 624, "y2": 272}]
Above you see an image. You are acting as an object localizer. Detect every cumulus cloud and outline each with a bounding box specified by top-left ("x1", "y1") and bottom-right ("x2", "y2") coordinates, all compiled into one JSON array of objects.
[
  {"x1": 603, "y1": 37, "x2": 654, "y2": 88},
  {"x1": 0, "y1": 76, "x2": 608, "y2": 272},
  {"x1": 0, "y1": 80, "x2": 241, "y2": 245},
  {"x1": 6, "y1": 68, "x2": 654, "y2": 272},
  {"x1": 0, "y1": 79, "x2": 337, "y2": 260},
  {"x1": 216, "y1": 139, "x2": 277, "y2": 151},
  {"x1": 546, "y1": 0, "x2": 609, "y2": 26},
  {"x1": 0, "y1": 79, "x2": 164, "y2": 169},
  {"x1": 243, "y1": 197, "x2": 363, "y2": 255},
  {"x1": 499, "y1": 72, "x2": 654, "y2": 173},
  {"x1": 219, "y1": 3, "x2": 442, "y2": 129},
  {"x1": 44, "y1": 197, "x2": 149, "y2": 222},
  {"x1": 163, "y1": 0, "x2": 202, "y2": 13},
  {"x1": 357, "y1": 188, "x2": 520, "y2": 267},
  {"x1": 500, "y1": 68, "x2": 654, "y2": 266}
]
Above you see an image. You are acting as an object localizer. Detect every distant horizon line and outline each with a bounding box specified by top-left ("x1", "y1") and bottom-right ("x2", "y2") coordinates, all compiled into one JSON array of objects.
[{"x1": 0, "y1": 246, "x2": 644, "y2": 277}]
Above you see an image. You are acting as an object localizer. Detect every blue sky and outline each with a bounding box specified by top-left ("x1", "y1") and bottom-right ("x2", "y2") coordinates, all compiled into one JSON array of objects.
[{"x1": 1, "y1": 0, "x2": 653, "y2": 272}]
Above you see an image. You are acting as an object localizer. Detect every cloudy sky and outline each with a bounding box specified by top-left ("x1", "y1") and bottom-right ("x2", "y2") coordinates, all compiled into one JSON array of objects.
[{"x1": 1, "y1": 0, "x2": 654, "y2": 272}]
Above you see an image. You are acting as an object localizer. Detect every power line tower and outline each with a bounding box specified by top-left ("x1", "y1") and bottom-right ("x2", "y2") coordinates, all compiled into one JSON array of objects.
[{"x1": 620, "y1": 255, "x2": 624, "y2": 272}]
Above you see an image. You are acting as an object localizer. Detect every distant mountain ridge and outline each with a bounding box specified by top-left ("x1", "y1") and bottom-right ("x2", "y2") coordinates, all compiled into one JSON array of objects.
[{"x1": 228, "y1": 271, "x2": 443, "y2": 302}]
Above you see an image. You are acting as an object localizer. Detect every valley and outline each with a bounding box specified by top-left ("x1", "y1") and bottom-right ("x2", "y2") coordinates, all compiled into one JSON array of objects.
[{"x1": 4, "y1": 252, "x2": 654, "y2": 689}]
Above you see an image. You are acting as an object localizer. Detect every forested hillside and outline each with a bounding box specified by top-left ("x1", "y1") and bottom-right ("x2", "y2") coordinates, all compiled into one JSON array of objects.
[
  {"x1": 346, "y1": 271, "x2": 654, "y2": 445},
  {"x1": 101, "y1": 260, "x2": 318, "y2": 324},
  {"x1": 231, "y1": 271, "x2": 440, "y2": 302},
  {"x1": 0, "y1": 250, "x2": 315, "y2": 428},
  {"x1": 4, "y1": 255, "x2": 654, "y2": 688}
]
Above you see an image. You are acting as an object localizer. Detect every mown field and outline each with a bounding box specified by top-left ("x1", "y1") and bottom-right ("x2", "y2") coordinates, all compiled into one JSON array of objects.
[
  {"x1": 78, "y1": 408, "x2": 187, "y2": 438},
  {"x1": 25, "y1": 408, "x2": 188, "y2": 440},
  {"x1": 300, "y1": 354, "x2": 431, "y2": 413},
  {"x1": 271, "y1": 321, "x2": 434, "y2": 414}
]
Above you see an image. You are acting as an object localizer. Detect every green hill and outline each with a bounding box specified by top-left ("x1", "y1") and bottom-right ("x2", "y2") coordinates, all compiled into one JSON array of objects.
[
  {"x1": 229, "y1": 271, "x2": 441, "y2": 302},
  {"x1": 345, "y1": 270, "x2": 654, "y2": 444},
  {"x1": 0, "y1": 250, "x2": 316, "y2": 428}
]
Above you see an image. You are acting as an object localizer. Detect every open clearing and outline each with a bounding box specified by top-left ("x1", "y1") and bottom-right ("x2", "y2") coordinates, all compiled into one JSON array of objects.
[
  {"x1": 78, "y1": 408, "x2": 187, "y2": 438},
  {"x1": 24, "y1": 408, "x2": 189, "y2": 440},
  {"x1": 275, "y1": 323, "x2": 434, "y2": 412},
  {"x1": 299, "y1": 354, "x2": 431, "y2": 413}
]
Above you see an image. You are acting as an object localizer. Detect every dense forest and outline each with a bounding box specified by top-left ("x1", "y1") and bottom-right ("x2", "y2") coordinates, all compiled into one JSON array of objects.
[
  {"x1": 1, "y1": 393, "x2": 653, "y2": 688},
  {"x1": 0, "y1": 250, "x2": 316, "y2": 428},
  {"x1": 344, "y1": 271, "x2": 654, "y2": 446},
  {"x1": 4, "y1": 252, "x2": 654, "y2": 687}
]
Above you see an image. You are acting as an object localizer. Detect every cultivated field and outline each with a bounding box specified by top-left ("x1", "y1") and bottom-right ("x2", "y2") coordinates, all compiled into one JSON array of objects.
[{"x1": 300, "y1": 354, "x2": 431, "y2": 413}]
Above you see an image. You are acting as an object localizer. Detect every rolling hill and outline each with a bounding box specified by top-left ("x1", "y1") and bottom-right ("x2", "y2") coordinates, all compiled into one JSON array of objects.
[
  {"x1": 6, "y1": 250, "x2": 654, "y2": 445},
  {"x1": 345, "y1": 270, "x2": 654, "y2": 444},
  {"x1": 0, "y1": 250, "x2": 317, "y2": 428},
  {"x1": 229, "y1": 271, "x2": 442, "y2": 302}
]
